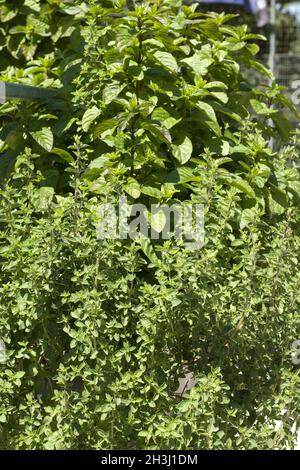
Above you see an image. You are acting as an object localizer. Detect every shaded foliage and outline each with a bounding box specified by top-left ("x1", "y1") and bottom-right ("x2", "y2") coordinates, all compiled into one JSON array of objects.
[{"x1": 0, "y1": 0, "x2": 299, "y2": 450}]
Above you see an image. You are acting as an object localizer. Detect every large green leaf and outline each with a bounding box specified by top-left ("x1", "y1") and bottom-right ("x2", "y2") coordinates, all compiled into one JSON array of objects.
[
  {"x1": 194, "y1": 101, "x2": 221, "y2": 136},
  {"x1": 152, "y1": 107, "x2": 180, "y2": 130},
  {"x1": 181, "y1": 51, "x2": 213, "y2": 76},
  {"x1": 0, "y1": 150, "x2": 17, "y2": 180},
  {"x1": 202, "y1": 137, "x2": 230, "y2": 156},
  {"x1": 82, "y1": 106, "x2": 101, "y2": 132},
  {"x1": 51, "y1": 148, "x2": 74, "y2": 164},
  {"x1": 124, "y1": 177, "x2": 141, "y2": 199},
  {"x1": 5, "y1": 130, "x2": 24, "y2": 151},
  {"x1": 31, "y1": 186, "x2": 54, "y2": 212},
  {"x1": 232, "y1": 178, "x2": 256, "y2": 199},
  {"x1": 240, "y1": 208, "x2": 257, "y2": 229},
  {"x1": 102, "y1": 82, "x2": 126, "y2": 105},
  {"x1": 94, "y1": 119, "x2": 118, "y2": 139},
  {"x1": 153, "y1": 51, "x2": 178, "y2": 73},
  {"x1": 24, "y1": 0, "x2": 40, "y2": 12},
  {"x1": 141, "y1": 121, "x2": 172, "y2": 145},
  {"x1": 272, "y1": 113, "x2": 293, "y2": 141},
  {"x1": 165, "y1": 167, "x2": 200, "y2": 184},
  {"x1": 210, "y1": 91, "x2": 228, "y2": 104}
]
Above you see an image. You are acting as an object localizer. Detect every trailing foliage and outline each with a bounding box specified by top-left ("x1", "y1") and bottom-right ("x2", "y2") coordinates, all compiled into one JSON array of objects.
[{"x1": 0, "y1": 0, "x2": 299, "y2": 450}]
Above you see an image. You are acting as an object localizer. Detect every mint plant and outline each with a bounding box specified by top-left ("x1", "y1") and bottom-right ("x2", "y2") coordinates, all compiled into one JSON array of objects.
[{"x1": 0, "y1": 0, "x2": 299, "y2": 450}]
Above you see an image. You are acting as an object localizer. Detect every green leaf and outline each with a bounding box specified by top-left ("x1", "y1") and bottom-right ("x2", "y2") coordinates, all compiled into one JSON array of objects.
[
  {"x1": 141, "y1": 186, "x2": 162, "y2": 199},
  {"x1": 165, "y1": 167, "x2": 200, "y2": 184},
  {"x1": 232, "y1": 177, "x2": 256, "y2": 198},
  {"x1": 9, "y1": 26, "x2": 28, "y2": 35},
  {"x1": 210, "y1": 91, "x2": 228, "y2": 104},
  {"x1": 152, "y1": 107, "x2": 180, "y2": 130},
  {"x1": 153, "y1": 51, "x2": 178, "y2": 73},
  {"x1": 250, "y1": 99, "x2": 276, "y2": 116},
  {"x1": 30, "y1": 127, "x2": 53, "y2": 152},
  {"x1": 141, "y1": 121, "x2": 172, "y2": 145},
  {"x1": 172, "y1": 137, "x2": 193, "y2": 164},
  {"x1": 28, "y1": 17, "x2": 50, "y2": 37},
  {"x1": 203, "y1": 137, "x2": 230, "y2": 156},
  {"x1": 94, "y1": 119, "x2": 118, "y2": 139},
  {"x1": 204, "y1": 81, "x2": 228, "y2": 90},
  {"x1": 150, "y1": 208, "x2": 167, "y2": 234},
  {"x1": 116, "y1": 29, "x2": 135, "y2": 51},
  {"x1": 64, "y1": 5, "x2": 88, "y2": 16},
  {"x1": 102, "y1": 83, "x2": 126, "y2": 105},
  {"x1": 31, "y1": 187, "x2": 55, "y2": 212},
  {"x1": 194, "y1": 101, "x2": 221, "y2": 136},
  {"x1": 181, "y1": 51, "x2": 213, "y2": 76},
  {"x1": 139, "y1": 97, "x2": 158, "y2": 117},
  {"x1": 0, "y1": 150, "x2": 17, "y2": 181},
  {"x1": 230, "y1": 144, "x2": 250, "y2": 155},
  {"x1": 14, "y1": 371, "x2": 25, "y2": 379},
  {"x1": 269, "y1": 184, "x2": 289, "y2": 209},
  {"x1": 24, "y1": 0, "x2": 40, "y2": 12},
  {"x1": 51, "y1": 148, "x2": 74, "y2": 164},
  {"x1": 218, "y1": 174, "x2": 256, "y2": 198},
  {"x1": 88, "y1": 156, "x2": 110, "y2": 169},
  {"x1": 213, "y1": 103, "x2": 241, "y2": 122},
  {"x1": 215, "y1": 157, "x2": 232, "y2": 166},
  {"x1": 124, "y1": 178, "x2": 141, "y2": 199},
  {"x1": 138, "y1": 236, "x2": 161, "y2": 267},
  {"x1": 82, "y1": 106, "x2": 101, "y2": 132}
]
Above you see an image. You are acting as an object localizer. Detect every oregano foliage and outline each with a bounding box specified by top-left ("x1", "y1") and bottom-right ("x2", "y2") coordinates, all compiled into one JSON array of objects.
[{"x1": 0, "y1": 0, "x2": 299, "y2": 450}]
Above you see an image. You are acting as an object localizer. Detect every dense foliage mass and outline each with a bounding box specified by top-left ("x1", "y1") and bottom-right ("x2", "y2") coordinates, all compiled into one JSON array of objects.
[{"x1": 0, "y1": 0, "x2": 299, "y2": 449}]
